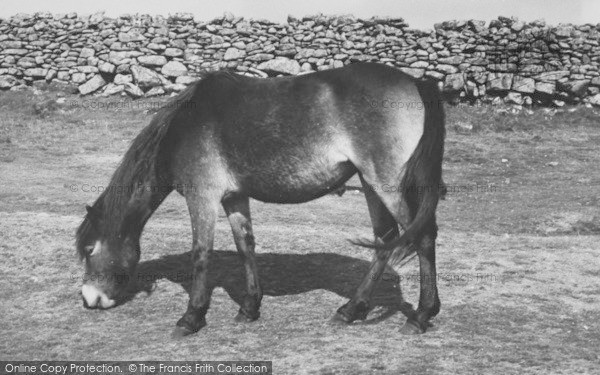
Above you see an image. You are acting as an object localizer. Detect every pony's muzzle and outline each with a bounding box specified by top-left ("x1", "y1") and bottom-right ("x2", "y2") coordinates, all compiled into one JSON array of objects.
[{"x1": 81, "y1": 284, "x2": 116, "y2": 309}]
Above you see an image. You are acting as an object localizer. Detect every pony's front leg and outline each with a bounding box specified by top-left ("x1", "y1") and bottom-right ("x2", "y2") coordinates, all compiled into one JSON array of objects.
[
  {"x1": 172, "y1": 195, "x2": 218, "y2": 337},
  {"x1": 222, "y1": 194, "x2": 262, "y2": 322}
]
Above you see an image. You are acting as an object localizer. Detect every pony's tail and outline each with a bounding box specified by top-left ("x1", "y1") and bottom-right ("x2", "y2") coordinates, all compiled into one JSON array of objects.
[{"x1": 353, "y1": 79, "x2": 445, "y2": 265}]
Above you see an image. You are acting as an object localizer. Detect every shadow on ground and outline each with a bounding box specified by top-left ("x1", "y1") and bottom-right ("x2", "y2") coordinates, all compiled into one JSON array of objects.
[{"x1": 128, "y1": 251, "x2": 414, "y2": 324}]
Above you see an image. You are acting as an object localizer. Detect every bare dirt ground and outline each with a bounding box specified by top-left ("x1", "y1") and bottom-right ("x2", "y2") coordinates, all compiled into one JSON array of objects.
[{"x1": 0, "y1": 90, "x2": 599, "y2": 374}]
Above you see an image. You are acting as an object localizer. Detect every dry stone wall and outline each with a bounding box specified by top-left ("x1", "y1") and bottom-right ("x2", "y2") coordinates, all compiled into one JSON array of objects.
[{"x1": 1, "y1": 12, "x2": 600, "y2": 106}]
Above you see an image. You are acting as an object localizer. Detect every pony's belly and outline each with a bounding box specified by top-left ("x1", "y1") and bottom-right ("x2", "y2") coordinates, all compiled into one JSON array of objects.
[{"x1": 243, "y1": 160, "x2": 356, "y2": 203}]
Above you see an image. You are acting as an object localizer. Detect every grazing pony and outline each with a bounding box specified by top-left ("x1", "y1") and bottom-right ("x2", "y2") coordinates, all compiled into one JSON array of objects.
[{"x1": 76, "y1": 62, "x2": 445, "y2": 336}]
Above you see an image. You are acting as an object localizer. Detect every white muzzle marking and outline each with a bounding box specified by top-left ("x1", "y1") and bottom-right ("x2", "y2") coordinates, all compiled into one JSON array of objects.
[{"x1": 81, "y1": 284, "x2": 116, "y2": 309}]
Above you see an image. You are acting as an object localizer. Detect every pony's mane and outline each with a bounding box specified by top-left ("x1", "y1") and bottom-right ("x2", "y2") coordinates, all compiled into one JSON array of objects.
[{"x1": 75, "y1": 77, "x2": 206, "y2": 258}]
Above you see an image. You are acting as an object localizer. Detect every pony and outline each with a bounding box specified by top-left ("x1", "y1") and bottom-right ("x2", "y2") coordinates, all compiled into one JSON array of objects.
[{"x1": 76, "y1": 62, "x2": 445, "y2": 337}]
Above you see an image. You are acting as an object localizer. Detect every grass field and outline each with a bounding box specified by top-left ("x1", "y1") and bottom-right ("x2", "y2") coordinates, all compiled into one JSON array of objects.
[{"x1": 0, "y1": 89, "x2": 599, "y2": 374}]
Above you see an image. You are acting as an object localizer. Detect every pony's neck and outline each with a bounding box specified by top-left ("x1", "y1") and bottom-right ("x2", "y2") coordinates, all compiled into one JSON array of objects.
[{"x1": 101, "y1": 179, "x2": 172, "y2": 241}]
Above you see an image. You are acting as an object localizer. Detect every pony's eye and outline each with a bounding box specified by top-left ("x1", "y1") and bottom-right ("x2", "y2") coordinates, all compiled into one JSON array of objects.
[
  {"x1": 85, "y1": 242, "x2": 100, "y2": 256},
  {"x1": 84, "y1": 245, "x2": 95, "y2": 256}
]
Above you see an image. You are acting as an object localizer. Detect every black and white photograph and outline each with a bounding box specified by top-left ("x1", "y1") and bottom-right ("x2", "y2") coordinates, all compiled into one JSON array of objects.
[{"x1": 0, "y1": 0, "x2": 598, "y2": 373}]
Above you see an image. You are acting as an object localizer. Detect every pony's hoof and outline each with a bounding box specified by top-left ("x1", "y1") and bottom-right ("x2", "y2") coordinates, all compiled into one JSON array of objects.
[
  {"x1": 331, "y1": 301, "x2": 369, "y2": 324},
  {"x1": 174, "y1": 315, "x2": 206, "y2": 337},
  {"x1": 330, "y1": 312, "x2": 353, "y2": 325},
  {"x1": 171, "y1": 326, "x2": 196, "y2": 339},
  {"x1": 400, "y1": 320, "x2": 425, "y2": 335},
  {"x1": 234, "y1": 310, "x2": 259, "y2": 323}
]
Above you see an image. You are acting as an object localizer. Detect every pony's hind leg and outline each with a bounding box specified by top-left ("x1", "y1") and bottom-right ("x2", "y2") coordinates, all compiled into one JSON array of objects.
[
  {"x1": 335, "y1": 173, "x2": 440, "y2": 334},
  {"x1": 332, "y1": 175, "x2": 401, "y2": 323},
  {"x1": 172, "y1": 193, "x2": 219, "y2": 337},
  {"x1": 400, "y1": 227, "x2": 440, "y2": 334},
  {"x1": 375, "y1": 180, "x2": 440, "y2": 334},
  {"x1": 222, "y1": 194, "x2": 262, "y2": 322}
]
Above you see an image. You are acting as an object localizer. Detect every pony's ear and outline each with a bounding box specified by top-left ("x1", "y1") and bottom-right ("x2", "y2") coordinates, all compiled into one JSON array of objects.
[{"x1": 85, "y1": 205, "x2": 101, "y2": 225}]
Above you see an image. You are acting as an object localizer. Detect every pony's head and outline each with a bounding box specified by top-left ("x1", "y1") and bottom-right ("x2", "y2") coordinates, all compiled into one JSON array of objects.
[{"x1": 76, "y1": 204, "x2": 141, "y2": 309}]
